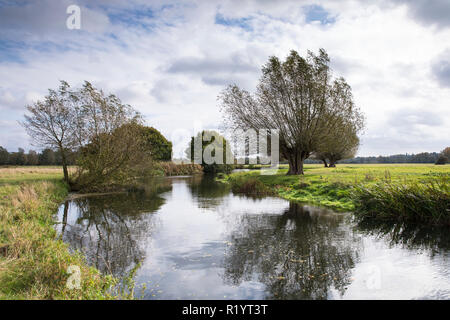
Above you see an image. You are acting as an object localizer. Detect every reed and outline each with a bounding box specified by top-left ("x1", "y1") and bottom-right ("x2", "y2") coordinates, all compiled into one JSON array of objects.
[
  {"x1": 155, "y1": 162, "x2": 203, "y2": 176},
  {"x1": 352, "y1": 177, "x2": 449, "y2": 225}
]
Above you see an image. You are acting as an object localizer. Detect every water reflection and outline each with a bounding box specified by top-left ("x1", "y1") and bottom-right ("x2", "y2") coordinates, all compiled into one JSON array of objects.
[
  {"x1": 356, "y1": 219, "x2": 450, "y2": 253},
  {"x1": 187, "y1": 175, "x2": 230, "y2": 208},
  {"x1": 222, "y1": 203, "x2": 361, "y2": 299},
  {"x1": 56, "y1": 175, "x2": 450, "y2": 299},
  {"x1": 57, "y1": 179, "x2": 171, "y2": 276}
]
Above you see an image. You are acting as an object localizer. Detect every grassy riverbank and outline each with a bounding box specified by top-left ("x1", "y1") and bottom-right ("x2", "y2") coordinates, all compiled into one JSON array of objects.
[
  {"x1": 222, "y1": 164, "x2": 450, "y2": 225},
  {"x1": 0, "y1": 167, "x2": 130, "y2": 299}
]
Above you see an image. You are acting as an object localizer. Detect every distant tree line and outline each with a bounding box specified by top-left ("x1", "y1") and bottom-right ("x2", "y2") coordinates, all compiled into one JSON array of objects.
[
  {"x1": 337, "y1": 152, "x2": 441, "y2": 164},
  {"x1": 0, "y1": 147, "x2": 77, "y2": 166},
  {"x1": 303, "y1": 150, "x2": 449, "y2": 164}
]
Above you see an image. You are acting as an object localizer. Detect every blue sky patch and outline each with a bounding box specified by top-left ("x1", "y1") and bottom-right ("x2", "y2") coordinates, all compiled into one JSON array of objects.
[
  {"x1": 304, "y1": 5, "x2": 335, "y2": 25},
  {"x1": 215, "y1": 13, "x2": 253, "y2": 31}
]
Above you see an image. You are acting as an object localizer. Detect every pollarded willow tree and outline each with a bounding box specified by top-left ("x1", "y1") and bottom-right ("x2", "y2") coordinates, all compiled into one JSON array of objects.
[
  {"x1": 313, "y1": 121, "x2": 360, "y2": 167},
  {"x1": 220, "y1": 49, "x2": 365, "y2": 175}
]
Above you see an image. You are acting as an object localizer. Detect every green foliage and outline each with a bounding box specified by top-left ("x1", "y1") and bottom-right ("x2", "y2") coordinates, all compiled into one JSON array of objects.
[
  {"x1": 0, "y1": 147, "x2": 9, "y2": 165},
  {"x1": 187, "y1": 130, "x2": 234, "y2": 175},
  {"x1": 138, "y1": 125, "x2": 172, "y2": 161},
  {"x1": 72, "y1": 123, "x2": 153, "y2": 192}
]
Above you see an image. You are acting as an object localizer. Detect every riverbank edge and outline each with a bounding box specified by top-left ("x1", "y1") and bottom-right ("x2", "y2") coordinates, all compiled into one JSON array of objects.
[
  {"x1": 217, "y1": 172, "x2": 355, "y2": 212},
  {"x1": 219, "y1": 170, "x2": 450, "y2": 225},
  {"x1": 0, "y1": 180, "x2": 133, "y2": 300}
]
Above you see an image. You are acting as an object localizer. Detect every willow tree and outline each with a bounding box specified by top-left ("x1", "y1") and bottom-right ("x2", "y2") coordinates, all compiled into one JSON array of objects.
[
  {"x1": 313, "y1": 122, "x2": 360, "y2": 167},
  {"x1": 220, "y1": 49, "x2": 364, "y2": 175},
  {"x1": 21, "y1": 81, "x2": 77, "y2": 183}
]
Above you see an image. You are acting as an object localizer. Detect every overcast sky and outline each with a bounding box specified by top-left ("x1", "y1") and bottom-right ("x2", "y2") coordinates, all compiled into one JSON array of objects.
[{"x1": 0, "y1": 0, "x2": 449, "y2": 157}]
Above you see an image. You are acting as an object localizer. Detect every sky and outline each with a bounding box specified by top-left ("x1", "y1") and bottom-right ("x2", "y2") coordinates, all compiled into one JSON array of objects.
[{"x1": 0, "y1": 0, "x2": 449, "y2": 158}]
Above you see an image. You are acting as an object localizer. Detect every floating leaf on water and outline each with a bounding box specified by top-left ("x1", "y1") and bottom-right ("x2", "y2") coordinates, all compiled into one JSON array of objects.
[{"x1": 290, "y1": 259, "x2": 305, "y2": 263}]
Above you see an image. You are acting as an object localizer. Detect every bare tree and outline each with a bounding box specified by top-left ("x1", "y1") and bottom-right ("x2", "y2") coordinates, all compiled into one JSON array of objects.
[
  {"x1": 21, "y1": 80, "x2": 144, "y2": 188},
  {"x1": 21, "y1": 81, "x2": 77, "y2": 183},
  {"x1": 220, "y1": 49, "x2": 364, "y2": 175}
]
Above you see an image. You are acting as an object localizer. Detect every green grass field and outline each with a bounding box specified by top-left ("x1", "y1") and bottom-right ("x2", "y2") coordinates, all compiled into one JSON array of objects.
[
  {"x1": 0, "y1": 166, "x2": 69, "y2": 185},
  {"x1": 224, "y1": 163, "x2": 450, "y2": 224}
]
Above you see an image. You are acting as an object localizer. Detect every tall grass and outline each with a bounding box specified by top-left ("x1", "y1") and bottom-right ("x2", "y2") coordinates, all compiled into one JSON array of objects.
[
  {"x1": 228, "y1": 175, "x2": 275, "y2": 196},
  {"x1": 0, "y1": 181, "x2": 133, "y2": 299},
  {"x1": 154, "y1": 162, "x2": 203, "y2": 176},
  {"x1": 352, "y1": 178, "x2": 450, "y2": 225}
]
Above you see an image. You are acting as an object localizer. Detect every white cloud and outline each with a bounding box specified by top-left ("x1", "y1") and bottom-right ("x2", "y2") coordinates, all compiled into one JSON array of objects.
[{"x1": 0, "y1": 0, "x2": 449, "y2": 156}]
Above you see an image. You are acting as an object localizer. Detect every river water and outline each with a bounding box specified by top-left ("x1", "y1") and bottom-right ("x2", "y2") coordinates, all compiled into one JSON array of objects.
[{"x1": 56, "y1": 175, "x2": 450, "y2": 299}]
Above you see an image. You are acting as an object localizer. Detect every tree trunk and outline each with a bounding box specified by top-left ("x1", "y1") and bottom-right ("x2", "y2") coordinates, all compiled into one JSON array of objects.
[
  {"x1": 287, "y1": 153, "x2": 305, "y2": 175},
  {"x1": 61, "y1": 200, "x2": 69, "y2": 236},
  {"x1": 322, "y1": 159, "x2": 328, "y2": 167},
  {"x1": 59, "y1": 145, "x2": 69, "y2": 184}
]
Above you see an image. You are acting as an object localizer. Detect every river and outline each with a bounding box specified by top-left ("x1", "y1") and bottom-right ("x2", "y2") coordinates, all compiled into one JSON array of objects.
[{"x1": 56, "y1": 175, "x2": 450, "y2": 299}]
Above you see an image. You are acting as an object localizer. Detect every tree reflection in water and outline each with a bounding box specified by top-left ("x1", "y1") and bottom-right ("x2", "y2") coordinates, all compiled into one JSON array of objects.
[
  {"x1": 356, "y1": 218, "x2": 450, "y2": 253},
  {"x1": 187, "y1": 175, "x2": 231, "y2": 209},
  {"x1": 59, "y1": 179, "x2": 171, "y2": 277},
  {"x1": 222, "y1": 202, "x2": 363, "y2": 299}
]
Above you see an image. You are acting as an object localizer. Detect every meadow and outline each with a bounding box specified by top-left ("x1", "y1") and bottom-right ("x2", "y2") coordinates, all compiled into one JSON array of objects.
[{"x1": 223, "y1": 163, "x2": 450, "y2": 225}]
